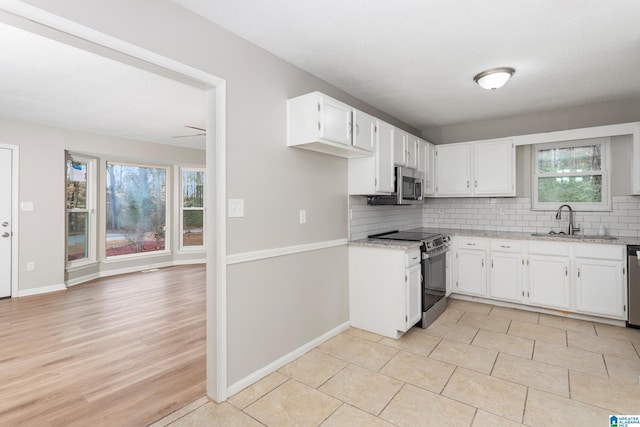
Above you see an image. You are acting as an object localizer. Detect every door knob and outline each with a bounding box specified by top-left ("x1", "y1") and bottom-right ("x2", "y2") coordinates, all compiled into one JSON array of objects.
[{"x1": 1, "y1": 232, "x2": 9, "y2": 238}]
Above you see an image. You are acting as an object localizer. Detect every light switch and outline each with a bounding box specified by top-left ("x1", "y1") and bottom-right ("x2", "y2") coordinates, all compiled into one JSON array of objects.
[
  {"x1": 20, "y1": 202, "x2": 34, "y2": 211},
  {"x1": 299, "y1": 209, "x2": 307, "y2": 224},
  {"x1": 228, "y1": 199, "x2": 244, "y2": 218}
]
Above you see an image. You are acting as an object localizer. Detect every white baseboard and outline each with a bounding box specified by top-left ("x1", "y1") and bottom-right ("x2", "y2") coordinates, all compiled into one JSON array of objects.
[
  {"x1": 226, "y1": 321, "x2": 350, "y2": 397},
  {"x1": 18, "y1": 283, "x2": 66, "y2": 297}
]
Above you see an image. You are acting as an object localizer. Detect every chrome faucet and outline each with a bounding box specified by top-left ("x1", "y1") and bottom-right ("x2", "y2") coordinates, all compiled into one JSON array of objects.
[{"x1": 555, "y1": 204, "x2": 580, "y2": 235}]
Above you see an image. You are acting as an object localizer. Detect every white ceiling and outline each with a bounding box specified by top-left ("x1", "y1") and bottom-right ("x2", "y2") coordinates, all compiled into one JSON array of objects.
[
  {"x1": 173, "y1": 0, "x2": 640, "y2": 132},
  {"x1": 0, "y1": 23, "x2": 206, "y2": 149}
]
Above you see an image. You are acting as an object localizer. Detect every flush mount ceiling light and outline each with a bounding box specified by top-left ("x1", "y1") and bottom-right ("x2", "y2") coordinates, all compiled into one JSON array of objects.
[{"x1": 473, "y1": 67, "x2": 515, "y2": 90}]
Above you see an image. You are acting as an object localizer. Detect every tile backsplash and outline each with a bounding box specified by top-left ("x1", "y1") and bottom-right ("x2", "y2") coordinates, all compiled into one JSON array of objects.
[
  {"x1": 349, "y1": 196, "x2": 423, "y2": 240},
  {"x1": 349, "y1": 195, "x2": 640, "y2": 239}
]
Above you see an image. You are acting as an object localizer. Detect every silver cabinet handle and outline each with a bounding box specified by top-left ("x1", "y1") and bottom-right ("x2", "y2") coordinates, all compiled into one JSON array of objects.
[
  {"x1": 355, "y1": 123, "x2": 359, "y2": 135},
  {"x1": 577, "y1": 268, "x2": 580, "y2": 278},
  {"x1": 500, "y1": 245, "x2": 511, "y2": 248},
  {"x1": 467, "y1": 180, "x2": 470, "y2": 188},
  {"x1": 1, "y1": 232, "x2": 9, "y2": 238},
  {"x1": 1, "y1": 221, "x2": 8, "y2": 227},
  {"x1": 466, "y1": 243, "x2": 476, "y2": 246}
]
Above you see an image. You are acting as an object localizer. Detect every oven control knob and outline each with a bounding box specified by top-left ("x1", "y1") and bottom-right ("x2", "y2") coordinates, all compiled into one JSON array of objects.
[{"x1": 426, "y1": 242, "x2": 433, "y2": 249}]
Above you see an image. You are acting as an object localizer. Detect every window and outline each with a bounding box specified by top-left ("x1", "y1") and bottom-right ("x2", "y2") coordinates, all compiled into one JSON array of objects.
[
  {"x1": 66, "y1": 153, "x2": 96, "y2": 266},
  {"x1": 106, "y1": 162, "x2": 168, "y2": 258},
  {"x1": 532, "y1": 138, "x2": 611, "y2": 211},
  {"x1": 180, "y1": 168, "x2": 205, "y2": 249}
]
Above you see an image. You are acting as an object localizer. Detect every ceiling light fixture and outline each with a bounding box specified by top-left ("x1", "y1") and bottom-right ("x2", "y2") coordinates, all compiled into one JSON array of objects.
[{"x1": 473, "y1": 67, "x2": 515, "y2": 90}]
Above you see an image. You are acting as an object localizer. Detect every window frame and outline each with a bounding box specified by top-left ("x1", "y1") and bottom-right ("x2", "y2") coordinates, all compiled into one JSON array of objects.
[
  {"x1": 65, "y1": 152, "x2": 97, "y2": 269},
  {"x1": 104, "y1": 161, "x2": 171, "y2": 260},
  {"x1": 179, "y1": 167, "x2": 205, "y2": 252},
  {"x1": 531, "y1": 138, "x2": 611, "y2": 211}
]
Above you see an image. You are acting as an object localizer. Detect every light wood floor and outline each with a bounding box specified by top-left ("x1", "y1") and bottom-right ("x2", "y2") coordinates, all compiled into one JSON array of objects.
[{"x1": 0, "y1": 265, "x2": 206, "y2": 426}]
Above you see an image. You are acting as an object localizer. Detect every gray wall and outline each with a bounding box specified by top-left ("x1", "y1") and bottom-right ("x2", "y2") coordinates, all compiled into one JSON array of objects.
[
  {"x1": 423, "y1": 96, "x2": 640, "y2": 144},
  {"x1": 12, "y1": 0, "x2": 419, "y2": 388},
  {"x1": 0, "y1": 118, "x2": 205, "y2": 291}
]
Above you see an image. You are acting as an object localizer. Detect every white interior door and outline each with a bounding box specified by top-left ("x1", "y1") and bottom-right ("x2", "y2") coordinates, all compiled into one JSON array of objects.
[{"x1": 0, "y1": 148, "x2": 12, "y2": 297}]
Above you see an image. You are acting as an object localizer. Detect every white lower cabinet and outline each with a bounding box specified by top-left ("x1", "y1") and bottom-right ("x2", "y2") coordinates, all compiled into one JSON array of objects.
[
  {"x1": 489, "y1": 241, "x2": 523, "y2": 303},
  {"x1": 349, "y1": 245, "x2": 422, "y2": 338},
  {"x1": 455, "y1": 238, "x2": 487, "y2": 297},
  {"x1": 574, "y1": 244, "x2": 627, "y2": 319},
  {"x1": 451, "y1": 237, "x2": 626, "y2": 321},
  {"x1": 528, "y1": 254, "x2": 571, "y2": 310}
]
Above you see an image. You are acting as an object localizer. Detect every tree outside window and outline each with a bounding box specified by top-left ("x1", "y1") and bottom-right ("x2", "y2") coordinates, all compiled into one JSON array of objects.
[
  {"x1": 532, "y1": 138, "x2": 610, "y2": 211},
  {"x1": 106, "y1": 162, "x2": 168, "y2": 257},
  {"x1": 181, "y1": 168, "x2": 205, "y2": 249},
  {"x1": 66, "y1": 153, "x2": 96, "y2": 264}
]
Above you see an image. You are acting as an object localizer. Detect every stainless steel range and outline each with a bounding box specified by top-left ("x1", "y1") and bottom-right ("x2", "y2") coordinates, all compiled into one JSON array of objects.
[{"x1": 370, "y1": 230, "x2": 451, "y2": 328}]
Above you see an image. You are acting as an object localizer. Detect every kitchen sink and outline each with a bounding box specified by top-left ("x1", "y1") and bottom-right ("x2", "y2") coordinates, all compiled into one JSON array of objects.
[{"x1": 530, "y1": 233, "x2": 618, "y2": 240}]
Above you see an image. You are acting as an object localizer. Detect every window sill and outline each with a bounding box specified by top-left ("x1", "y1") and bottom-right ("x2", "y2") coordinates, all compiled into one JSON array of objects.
[{"x1": 103, "y1": 250, "x2": 171, "y2": 263}]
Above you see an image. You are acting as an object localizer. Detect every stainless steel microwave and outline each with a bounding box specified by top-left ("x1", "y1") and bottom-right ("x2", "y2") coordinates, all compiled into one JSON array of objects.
[{"x1": 367, "y1": 167, "x2": 423, "y2": 205}]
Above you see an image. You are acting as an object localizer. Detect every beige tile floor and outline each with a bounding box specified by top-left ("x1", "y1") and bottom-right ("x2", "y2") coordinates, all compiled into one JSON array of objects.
[{"x1": 151, "y1": 300, "x2": 640, "y2": 427}]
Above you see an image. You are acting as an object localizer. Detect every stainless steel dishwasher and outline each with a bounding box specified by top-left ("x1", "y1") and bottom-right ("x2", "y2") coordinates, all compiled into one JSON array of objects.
[{"x1": 627, "y1": 245, "x2": 640, "y2": 328}]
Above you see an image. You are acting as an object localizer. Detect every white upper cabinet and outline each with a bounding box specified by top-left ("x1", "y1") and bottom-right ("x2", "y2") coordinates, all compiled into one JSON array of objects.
[
  {"x1": 348, "y1": 120, "x2": 395, "y2": 195},
  {"x1": 352, "y1": 110, "x2": 376, "y2": 152},
  {"x1": 434, "y1": 139, "x2": 515, "y2": 197},
  {"x1": 376, "y1": 122, "x2": 395, "y2": 193},
  {"x1": 406, "y1": 135, "x2": 419, "y2": 169},
  {"x1": 393, "y1": 128, "x2": 407, "y2": 166},
  {"x1": 423, "y1": 142, "x2": 435, "y2": 196},
  {"x1": 474, "y1": 139, "x2": 515, "y2": 195},
  {"x1": 435, "y1": 143, "x2": 473, "y2": 196},
  {"x1": 393, "y1": 130, "x2": 419, "y2": 169},
  {"x1": 287, "y1": 92, "x2": 372, "y2": 158}
]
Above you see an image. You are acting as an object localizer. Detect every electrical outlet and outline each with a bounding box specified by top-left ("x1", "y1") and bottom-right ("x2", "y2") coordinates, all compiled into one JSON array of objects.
[
  {"x1": 438, "y1": 207, "x2": 444, "y2": 215},
  {"x1": 299, "y1": 209, "x2": 307, "y2": 224},
  {"x1": 26, "y1": 262, "x2": 35, "y2": 271}
]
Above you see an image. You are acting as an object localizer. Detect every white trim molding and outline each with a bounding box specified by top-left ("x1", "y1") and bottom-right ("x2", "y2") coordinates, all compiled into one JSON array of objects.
[
  {"x1": 226, "y1": 321, "x2": 350, "y2": 397},
  {"x1": 512, "y1": 122, "x2": 640, "y2": 146},
  {"x1": 226, "y1": 239, "x2": 348, "y2": 265},
  {"x1": 18, "y1": 283, "x2": 66, "y2": 297}
]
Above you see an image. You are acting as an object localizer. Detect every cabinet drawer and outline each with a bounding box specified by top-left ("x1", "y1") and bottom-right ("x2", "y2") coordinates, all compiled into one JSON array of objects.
[
  {"x1": 457, "y1": 237, "x2": 488, "y2": 249},
  {"x1": 406, "y1": 249, "x2": 421, "y2": 267},
  {"x1": 528, "y1": 241, "x2": 570, "y2": 256},
  {"x1": 491, "y1": 240, "x2": 523, "y2": 253},
  {"x1": 575, "y1": 244, "x2": 624, "y2": 260}
]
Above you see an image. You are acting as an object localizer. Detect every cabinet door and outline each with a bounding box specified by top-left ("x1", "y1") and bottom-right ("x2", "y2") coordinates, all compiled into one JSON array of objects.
[
  {"x1": 489, "y1": 252, "x2": 522, "y2": 303},
  {"x1": 435, "y1": 144, "x2": 472, "y2": 196},
  {"x1": 319, "y1": 96, "x2": 352, "y2": 145},
  {"x1": 528, "y1": 255, "x2": 571, "y2": 310},
  {"x1": 406, "y1": 136, "x2": 418, "y2": 169},
  {"x1": 418, "y1": 140, "x2": 427, "y2": 175},
  {"x1": 575, "y1": 259, "x2": 626, "y2": 319},
  {"x1": 424, "y1": 142, "x2": 435, "y2": 196},
  {"x1": 456, "y1": 249, "x2": 486, "y2": 296},
  {"x1": 404, "y1": 263, "x2": 422, "y2": 330},
  {"x1": 474, "y1": 139, "x2": 515, "y2": 196},
  {"x1": 376, "y1": 122, "x2": 395, "y2": 193},
  {"x1": 393, "y1": 128, "x2": 407, "y2": 166},
  {"x1": 353, "y1": 110, "x2": 376, "y2": 152}
]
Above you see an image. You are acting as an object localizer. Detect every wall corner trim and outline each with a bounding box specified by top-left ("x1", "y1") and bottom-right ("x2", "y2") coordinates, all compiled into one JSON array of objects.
[
  {"x1": 226, "y1": 238, "x2": 348, "y2": 265},
  {"x1": 225, "y1": 320, "x2": 350, "y2": 398}
]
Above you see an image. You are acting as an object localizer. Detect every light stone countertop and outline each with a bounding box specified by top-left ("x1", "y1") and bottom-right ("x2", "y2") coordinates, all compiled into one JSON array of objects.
[{"x1": 350, "y1": 227, "x2": 640, "y2": 248}]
